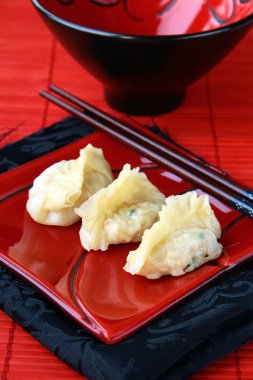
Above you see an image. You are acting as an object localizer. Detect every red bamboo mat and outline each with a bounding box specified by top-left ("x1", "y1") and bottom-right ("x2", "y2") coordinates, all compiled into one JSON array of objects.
[{"x1": 0, "y1": 0, "x2": 253, "y2": 379}]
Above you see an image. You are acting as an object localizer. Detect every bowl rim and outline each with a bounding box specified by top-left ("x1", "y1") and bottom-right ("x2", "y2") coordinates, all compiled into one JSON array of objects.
[{"x1": 32, "y1": 0, "x2": 253, "y2": 40}]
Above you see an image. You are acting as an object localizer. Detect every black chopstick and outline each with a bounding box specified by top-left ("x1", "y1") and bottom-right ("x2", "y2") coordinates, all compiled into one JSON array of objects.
[
  {"x1": 49, "y1": 84, "x2": 253, "y2": 206},
  {"x1": 39, "y1": 89, "x2": 253, "y2": 219}
]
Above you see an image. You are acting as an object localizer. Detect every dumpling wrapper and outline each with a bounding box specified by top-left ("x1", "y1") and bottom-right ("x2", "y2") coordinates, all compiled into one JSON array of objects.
[
  {"x1": 26, "y1": 144, "x2": 113, "y2": 226},
  {"x1": 75, "y1": 164, "x2": 166, "y2": 251},
  {"x1": 124, "y1": 191, "x2": 223, "y2": 279}
]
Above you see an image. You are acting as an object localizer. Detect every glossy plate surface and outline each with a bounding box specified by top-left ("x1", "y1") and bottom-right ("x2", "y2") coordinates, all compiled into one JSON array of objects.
[
  {"x1": 1, "y1": 131, "x2": 253, "y2": 344},
  {"x1": 38, "y1": 0, "x2": 253, "y2": 36}
]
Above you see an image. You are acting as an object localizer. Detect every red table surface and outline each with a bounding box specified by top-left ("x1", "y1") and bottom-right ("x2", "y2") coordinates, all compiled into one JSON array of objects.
[{"x1": 0, "y1": 1, "x2": 253, "y2": 379}]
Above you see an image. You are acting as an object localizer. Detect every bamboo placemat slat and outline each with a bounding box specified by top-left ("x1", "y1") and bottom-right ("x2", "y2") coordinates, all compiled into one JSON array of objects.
[
  {"x1": 0, "y1": 312, "x2": 85, "y2": 380},
  {"x1": 207, "y1": 31, "x2": 253, "y2": 187}
]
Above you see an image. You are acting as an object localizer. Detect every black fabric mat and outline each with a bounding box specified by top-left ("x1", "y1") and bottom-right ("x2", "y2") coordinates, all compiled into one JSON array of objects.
[{"x1": 1, "y1": 116, "x2": 253, "y2": 380}]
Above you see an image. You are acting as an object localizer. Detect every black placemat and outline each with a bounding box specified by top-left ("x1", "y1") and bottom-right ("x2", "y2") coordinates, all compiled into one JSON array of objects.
[{"x1": 1, "y1": 116, "x2": 253, "y2": 380}]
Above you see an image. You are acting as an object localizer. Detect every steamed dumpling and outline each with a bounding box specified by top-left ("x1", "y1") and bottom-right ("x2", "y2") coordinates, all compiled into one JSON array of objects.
[
  {"x1": 75, "y1": 164, "x2": 166, "y2": 251},
  {"x1": 26, "y1": 144, "x2": 113, "y2": 226},
  {"x1": 124, "y1": 191, "x2": 222, "y2": 279}
]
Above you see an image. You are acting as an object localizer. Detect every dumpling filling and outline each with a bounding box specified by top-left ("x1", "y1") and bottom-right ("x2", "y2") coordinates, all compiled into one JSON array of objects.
[
  {"x1": 26, "y1": 144, "x2": 113, "y2": 226},
  {"x1": 75, "y1": 164, "x2": 166, "y2": 251},
  {"x1": 103, "y1": 202, "x2": 161, "y2": 245},
  {"x1": 124, "y1": 191, "x2": 223, "y2": 279}
]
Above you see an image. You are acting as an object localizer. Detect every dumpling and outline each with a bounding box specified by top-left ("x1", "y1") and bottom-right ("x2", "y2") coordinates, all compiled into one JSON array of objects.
[
  {"x1": 26, "y1": 144, "x2": 113, "y2": 226},
  {"x1": 124, "y1": 191, "x2": 223, "y2": 279},
  {"x1": 75, "y1": 164, "x2": 166, "y2": 251}
]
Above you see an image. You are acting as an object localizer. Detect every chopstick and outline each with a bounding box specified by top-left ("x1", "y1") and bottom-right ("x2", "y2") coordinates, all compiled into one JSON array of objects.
[
  {"x1": 49, "y1": 85, "x2": 253, "y2": 204},
  {"x1": 40, "y1": 87, "x2": 253, "y2": 219}
]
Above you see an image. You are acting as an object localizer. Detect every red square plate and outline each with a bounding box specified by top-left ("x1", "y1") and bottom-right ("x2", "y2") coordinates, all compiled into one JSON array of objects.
[{"x1": 1, "y1": 131, "x2": 253, "y2": 344}]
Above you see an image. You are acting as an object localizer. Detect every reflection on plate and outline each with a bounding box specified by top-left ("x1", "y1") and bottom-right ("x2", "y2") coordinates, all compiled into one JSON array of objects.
[{"x1": 1, "y1": 132, "x2": 253, "y2": 344}]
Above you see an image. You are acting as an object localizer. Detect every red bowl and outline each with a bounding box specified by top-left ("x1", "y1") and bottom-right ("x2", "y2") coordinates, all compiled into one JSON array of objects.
[{"x1": 32, "y1": 0, "x2": 253, "y2": 114}]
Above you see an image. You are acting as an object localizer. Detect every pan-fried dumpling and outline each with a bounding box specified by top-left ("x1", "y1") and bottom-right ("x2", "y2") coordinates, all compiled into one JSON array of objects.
[
  {"x1": 124, "y1": 191, "x2": 222, "y2": 279},
  {"x1": 26, "y1": 144, "x2": 113, "y2": 226},
  {"x1": 75, "y1": 164, "x2": 166, "y2": 251}
]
